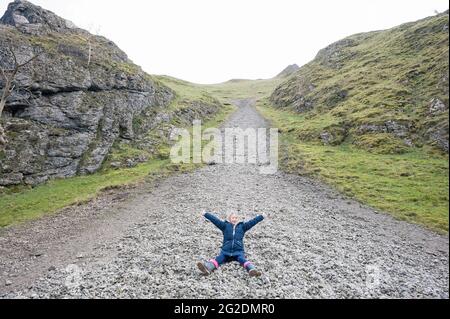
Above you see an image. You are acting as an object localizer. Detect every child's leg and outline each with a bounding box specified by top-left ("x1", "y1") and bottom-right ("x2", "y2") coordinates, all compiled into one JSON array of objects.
[
  {"x1": 210, "y1": 253, "x2": 228, "y2": 270},
  {"x1": 198, "y1": 253, "x2": 228, "y2": 275},
  {"x1": 236, "y1": 254, "x2": 261, "y2": 277},
  {"x1": 236, "y1": 253, "x2": 252, "y2": 269}
]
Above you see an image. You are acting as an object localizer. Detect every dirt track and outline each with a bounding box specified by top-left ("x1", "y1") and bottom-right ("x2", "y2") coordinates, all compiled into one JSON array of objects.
[{"x1": 0, "y1": 100, "x2": 448, "y2": 299}]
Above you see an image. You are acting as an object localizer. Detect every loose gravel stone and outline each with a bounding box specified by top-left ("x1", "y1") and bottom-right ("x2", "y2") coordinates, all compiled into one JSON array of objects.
[{"x1": 0, "y1": 100, "x2": 448, "y2": 299}]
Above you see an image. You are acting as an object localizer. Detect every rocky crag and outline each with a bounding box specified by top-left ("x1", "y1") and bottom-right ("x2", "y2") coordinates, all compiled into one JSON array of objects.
[{"x1": 0, "y1": 0, "x2": 221, "y2": 187}]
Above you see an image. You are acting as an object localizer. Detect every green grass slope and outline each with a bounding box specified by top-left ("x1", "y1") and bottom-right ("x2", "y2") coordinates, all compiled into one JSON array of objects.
[
  {"x1": 271, "y1": 11, "x2": 449, "y2": 154},
  {"x1": 261, "y1": 11, "x2": 449, "y2": 232},
  {"x1": 258, "y1": 100, "x2": 448, "y2": 233},
  {"x1": 154, "y1": 75, "x2": 284, "y2": 105},
  {"x1": 201, "y1": 77, "x2": 285, "y2": 103}
]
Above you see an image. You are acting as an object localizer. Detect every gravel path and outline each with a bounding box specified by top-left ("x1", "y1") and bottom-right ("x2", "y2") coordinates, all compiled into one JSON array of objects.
[{"x1": 0, "y1": 100, "x2": 448, "y2": 299}]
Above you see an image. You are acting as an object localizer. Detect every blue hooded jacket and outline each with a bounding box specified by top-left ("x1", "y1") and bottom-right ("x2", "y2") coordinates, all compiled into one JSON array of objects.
[{"x1": 204, "y1": 212, "x2": 264, "y2": 256}]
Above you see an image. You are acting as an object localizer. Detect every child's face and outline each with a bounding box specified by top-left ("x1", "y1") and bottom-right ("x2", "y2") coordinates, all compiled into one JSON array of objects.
[{"x1": 229, "y1": 214, "x2": 239, "y2": 225}]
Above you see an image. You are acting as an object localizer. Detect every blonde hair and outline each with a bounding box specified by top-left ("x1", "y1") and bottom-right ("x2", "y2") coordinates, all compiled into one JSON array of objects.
[{"x1": 227, "y1": 212, "x2": 239, "y2": 221}]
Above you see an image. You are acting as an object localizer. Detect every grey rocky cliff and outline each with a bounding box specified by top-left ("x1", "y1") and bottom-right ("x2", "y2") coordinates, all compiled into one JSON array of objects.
[
  {"x1": 0, "y1": 1, "x2": 218, "y2": 187},
  {"x1": 0, "y1": 0, "x2": 77, "y2": 33}
]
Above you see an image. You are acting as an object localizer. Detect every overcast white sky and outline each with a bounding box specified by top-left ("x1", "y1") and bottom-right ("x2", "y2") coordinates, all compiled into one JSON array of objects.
[{"x1": 0, "y1": 0, "x2": 448, "y2": 83}]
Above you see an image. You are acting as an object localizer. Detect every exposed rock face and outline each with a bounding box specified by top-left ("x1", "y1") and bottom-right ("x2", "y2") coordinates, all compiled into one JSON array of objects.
[
  {"x1": 428, "y1": 98, "x2": 447, "y2": 115},
  {"x1": 0, "y1": 1, "x2": 218, "y2": 187},
  {"x1": 0, "y1": 0, "x2": 77, "y2": 33},
  {"x1": 271, "y1": 77, "x2": 315, "y2": 113},
  {"x1": 356, "y1": 120, "x2": 413, "y2": 138}
]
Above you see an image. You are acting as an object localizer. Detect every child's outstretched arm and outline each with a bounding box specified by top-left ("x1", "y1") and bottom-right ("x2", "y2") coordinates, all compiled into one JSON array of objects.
[
  {"x1": 243, "y1": 215, "x2": 265, "y2": 232},
  {"x1": 204, "y1": 212, "x2": 226, "y2": 231}
]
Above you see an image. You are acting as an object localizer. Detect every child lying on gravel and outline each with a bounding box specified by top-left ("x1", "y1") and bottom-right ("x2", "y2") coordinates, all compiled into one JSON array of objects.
[{"x1": 197, "y1": 211, "x2": 265, "y2": 277}]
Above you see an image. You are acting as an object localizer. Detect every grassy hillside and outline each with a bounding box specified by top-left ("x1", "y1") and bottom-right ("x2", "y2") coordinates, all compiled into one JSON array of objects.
[
  {"x1": 258, "y1": 100, "x2": 448, "y2": 233},
  {"x1": 260, "y1": 12, "x2": 449, "y2": 232},
  {"x1": 202, "y1": 78, "x2": 285, "y2": 103},
  {"x1": 155, "y1": 75, "x2": 284, "y2": 106},
  {"x1": 271, "y1": 11, "x2": 449, "y2": 154}
]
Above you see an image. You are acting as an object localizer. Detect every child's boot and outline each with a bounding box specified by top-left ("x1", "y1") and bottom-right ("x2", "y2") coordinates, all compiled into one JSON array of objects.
[
  {"x1": 197, "y1": 260, "x2": 217, "y2": 275},
  {"x1": 244, "y1": 262, "x2": 262, "y2": 277}
]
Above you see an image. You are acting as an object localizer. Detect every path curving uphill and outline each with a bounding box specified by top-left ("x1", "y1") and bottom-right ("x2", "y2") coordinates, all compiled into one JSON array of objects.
[{"x1": 0, "y1": 100, "x2": 448, "y2": 299}]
